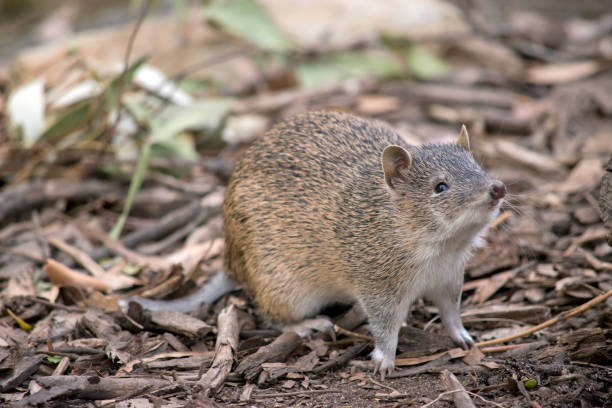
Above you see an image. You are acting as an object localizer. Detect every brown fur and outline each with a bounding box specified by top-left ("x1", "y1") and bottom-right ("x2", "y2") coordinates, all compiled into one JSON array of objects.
[{"x1": 223, "y1": 110, "x2": 504, "y2": 373}]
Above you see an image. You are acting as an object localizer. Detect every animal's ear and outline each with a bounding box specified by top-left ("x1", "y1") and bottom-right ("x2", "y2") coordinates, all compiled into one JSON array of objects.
[
  {"x1": 457, "y1": 124, "x2": 470, "y2": 151},
  {"x1": 382, "y1": 145, "x2": 412, "y2": 188}
]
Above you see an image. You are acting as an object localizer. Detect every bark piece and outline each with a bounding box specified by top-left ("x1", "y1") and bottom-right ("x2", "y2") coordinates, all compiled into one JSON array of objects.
[
  {"x1": 0, "y1": 355, "x2": 43, "y2": 392},
  {"x1": 236, "y1": 331, "x2": 301, "y2": 381},
  {"x1": 149, "y1": 309, "x2": 212, "y2": 339},
  {"x1": 557, "y1": 327, "x2": 609, "y2": 364},
  {"x1": 600, "y1": 153, "x2": 612, "y2": 245},
  {"x1": 20, "y1": 375, "x2": 172, "y2": 406},
  {"x1": 198, "y1": 305, "x2": 239, "y2": 393}
]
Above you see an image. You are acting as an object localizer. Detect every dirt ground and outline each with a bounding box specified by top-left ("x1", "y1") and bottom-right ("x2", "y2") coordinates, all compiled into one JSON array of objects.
[{"x1": 0, "y1": 1, "x2": 611, "y2": 407}]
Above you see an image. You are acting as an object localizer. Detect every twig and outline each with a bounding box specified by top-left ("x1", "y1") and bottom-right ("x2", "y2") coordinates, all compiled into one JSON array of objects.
[
  {"x1": 47, "y1": 236, "x2": 106, "y2": 278},
  {"x1": 476, "y1": 288, "x2": 612, "y2": 347},
  {"x1": 0, "y1": 179, "x2": 115, "y2": 224},
  {"x1": 490, "y1": 210, "x2": 513, "y2": 228},
  {"x1": 570, "y1": 361, "x2": 612, "y2": 372},
  {"x1": 24, "y1": 296, "x2": 85, "y2": 312},
  {"x1": 419, "y1": 389, "x2": 506, "y2": 408},
  {"x1": 313, "y1": 341, "x2": 369, "y2": 374},
  {"x1": 333, "y1": 324, "x2": 373, "y2": 342},
  {"x1": 369, "y1": 376, "x2": 400, "y2": 394},
  {"x1": 253, "y1": 389, "x2": 342, "y2": 399},
  {"x1": 440, "y1": 369, "x2": 476, "y2": 408},
  {"x1": 90, "y1": 200, "x2": 215, "y2": 260},
  {"x1": 480, "y1": 343, "x2": 535, "y2": 353}
]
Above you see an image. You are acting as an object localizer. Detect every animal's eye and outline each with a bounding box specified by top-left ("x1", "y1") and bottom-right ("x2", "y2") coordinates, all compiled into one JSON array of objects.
[{"x1": 434, "y1": 182, "x2": 449, "y2": 193}]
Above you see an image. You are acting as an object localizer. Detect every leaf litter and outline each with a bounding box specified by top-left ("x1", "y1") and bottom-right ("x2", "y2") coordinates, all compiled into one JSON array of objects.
[{"x1": 0, "y1": 0, "x2": 611, "y2": 407}]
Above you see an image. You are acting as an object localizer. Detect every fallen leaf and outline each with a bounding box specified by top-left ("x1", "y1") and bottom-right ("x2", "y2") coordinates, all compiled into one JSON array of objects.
[
  {"x1": 6, "y1": 77, "x2": 45, "y2": 146},
  {"x1": 296, "y1": 49, "x2": 400, "y2": 88},
  {"x1": 205, "y1": 0, "x2": 293, "y2": 52},
  {"x1": 356, "y1": 95, "x2": 401, "y2": 115},
  {"x1": 134, "y1": 64, "x2": 193, "y2": 106},
  {"x1": 406, "y1": 44, "x2": 451, "y2": 79},
  {"x1": 44, "y1": 259, "x2": 109, "y2": 292},
  {"x1": 462, "y1": 346, "x2": 484, "y2": 366},
  {"x1": 49, "y1": 79, "x2": 103, "y2": 109},
  {"x1": 525, "y1": 60, "x2": 603, "y2": 84},
  {"x1": 6, "y1": 309, "x2": 33, "y2": 331}
]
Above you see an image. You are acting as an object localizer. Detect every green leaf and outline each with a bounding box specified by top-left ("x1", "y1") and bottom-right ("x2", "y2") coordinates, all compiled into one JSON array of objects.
[
  {"x1": 105, "y1": 56, "x2": 148, "y2": 111},
  {"x1": 39, "y1": 103, "x2": 91, "y2": 142},
  {"x1": 205, "y1": 0, "x2": 292, "y2": 52},
  {"x1": 151, "y1": 98, "x2": 233, "y2": 143},
  {"x1": 152, "y1": 133, "x2": 198, "y2": 160},
  {"x1": 406, "y1": 45, "x2": 451, "y2": 79},
  {"x1": 6, "y1": 77, "x2": 45, "y2": 146},
  {"x1": 47, "y1": 355, "x2": 63, "y2": 364},
  {"x1": 523, "y1": 378, "x2": 537, "y2": 389},
  {"x1": 109, "y1": 140, "x2": 151, "y2": 239},
  {"x1": 296, "y1": 50, "x2": 400, "y2": 89},
  {"x1": 6, "y1": 308, "x2": 32, "y2": 331}
]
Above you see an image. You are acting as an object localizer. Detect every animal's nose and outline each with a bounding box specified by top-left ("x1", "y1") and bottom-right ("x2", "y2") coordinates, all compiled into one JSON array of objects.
[{"x1": 490, "y1": 181, "x2": 506, "y2": 200}]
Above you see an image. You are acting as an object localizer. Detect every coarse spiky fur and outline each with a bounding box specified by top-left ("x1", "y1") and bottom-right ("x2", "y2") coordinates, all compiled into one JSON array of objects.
[{"x1": 223, "y1": 111, "x2": 504, "y2": 375}]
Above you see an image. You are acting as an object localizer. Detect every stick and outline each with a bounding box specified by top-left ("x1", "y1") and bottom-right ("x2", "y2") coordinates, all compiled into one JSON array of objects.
[
  {"x1": 440, "y1": 369, "x2": 476, "y2": 408},
  {"x1": 313, "y1": 342, "x2": 369, "y2": 374},
  {"x1": 333, "y1": 324, "x2": 373, "y2": 342},
  {"x1": 253, "y1": 389, "x2": 341, "y2": 399},
  {"x1": 476, "y1": 288, "x2": 612, "y2": 347}
]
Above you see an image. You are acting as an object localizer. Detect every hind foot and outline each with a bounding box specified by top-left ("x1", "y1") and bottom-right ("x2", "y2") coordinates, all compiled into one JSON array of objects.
[{"x1": 283, "y1": 316, "x2": 335, "y2": 340}]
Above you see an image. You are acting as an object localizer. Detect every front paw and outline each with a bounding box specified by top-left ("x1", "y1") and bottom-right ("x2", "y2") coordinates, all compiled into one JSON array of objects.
[
  {"x1": 449, "y1": 325, "x2": 475, "y2": 350},
  {"x1": 371, "y1": 347, "x2": 395, "y2": 380}
]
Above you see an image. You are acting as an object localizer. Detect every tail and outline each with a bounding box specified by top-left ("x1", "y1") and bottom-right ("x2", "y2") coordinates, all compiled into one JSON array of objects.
[{"x1": 120, "y1": 271, "x2": 238, "y2": 313}]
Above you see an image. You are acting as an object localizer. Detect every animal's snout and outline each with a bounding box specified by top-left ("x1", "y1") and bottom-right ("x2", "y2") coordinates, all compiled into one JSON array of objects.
[{"x1": 489, "y1": 181, "x2": 506, "y2": 200}]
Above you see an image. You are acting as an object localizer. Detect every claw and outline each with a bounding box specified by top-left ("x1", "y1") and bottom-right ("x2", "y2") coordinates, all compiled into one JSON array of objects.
[
  {"x1": 371, "y1": 347, "x2": 394, "y2": 380},
  {"x1": 328, "y1": 325, "x2": 337, "y2": 342},
  {"x1": 448, "y1": 326, "x2": 475, "y2": 350}
]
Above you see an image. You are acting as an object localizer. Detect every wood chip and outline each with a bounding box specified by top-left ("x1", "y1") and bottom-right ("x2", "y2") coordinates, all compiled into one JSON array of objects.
[
  {"x1": 149, "y1": 309, "x2": 212, "y2": 339},
  {"x1": 0, "y1": 355, "x2": 44, "y2": 392},
  {"x1": 236, "y1": 331, "x2": 301, "y2": 381},
  {"x1": 198, "y1": 304, "x2": 239, "y2": 393}
]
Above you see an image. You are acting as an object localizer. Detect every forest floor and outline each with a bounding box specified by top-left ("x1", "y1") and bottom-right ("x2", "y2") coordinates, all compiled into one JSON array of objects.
[{"x1": 0, "y1": 1, "x2": 611, "y2": 407}]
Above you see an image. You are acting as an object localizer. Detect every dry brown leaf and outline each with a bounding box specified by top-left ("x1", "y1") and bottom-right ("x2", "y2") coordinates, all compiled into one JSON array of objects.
[
  {"x1": 395, "y1": 348, "x2": 467, "y2": 367},
  {"x1": 471, "y1": 270, "x2": 514, "y2": 304},
  {"x1": 82, "y1": 291, "x2": 121, "y2": 312},
  {"x1": 525, "y1": 61, "x2": 604, "y2": 85},
  {"x1": 5, "y1": 273, "x2": 37, "y2": 297},
  {"x1": 462, "y1": 346, "x2": 484, "y2": 366},
  {"x1": 356, "y1": 95, "x2": 401, "y2": 115},
  {"x1": 44, "y1": 258, "x2": 109, "y2": 292}
]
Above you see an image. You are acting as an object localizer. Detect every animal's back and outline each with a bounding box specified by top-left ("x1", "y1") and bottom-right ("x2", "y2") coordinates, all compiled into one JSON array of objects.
[{"x1": 223, "y1": 111, "x2": 403, "y2": 322}]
